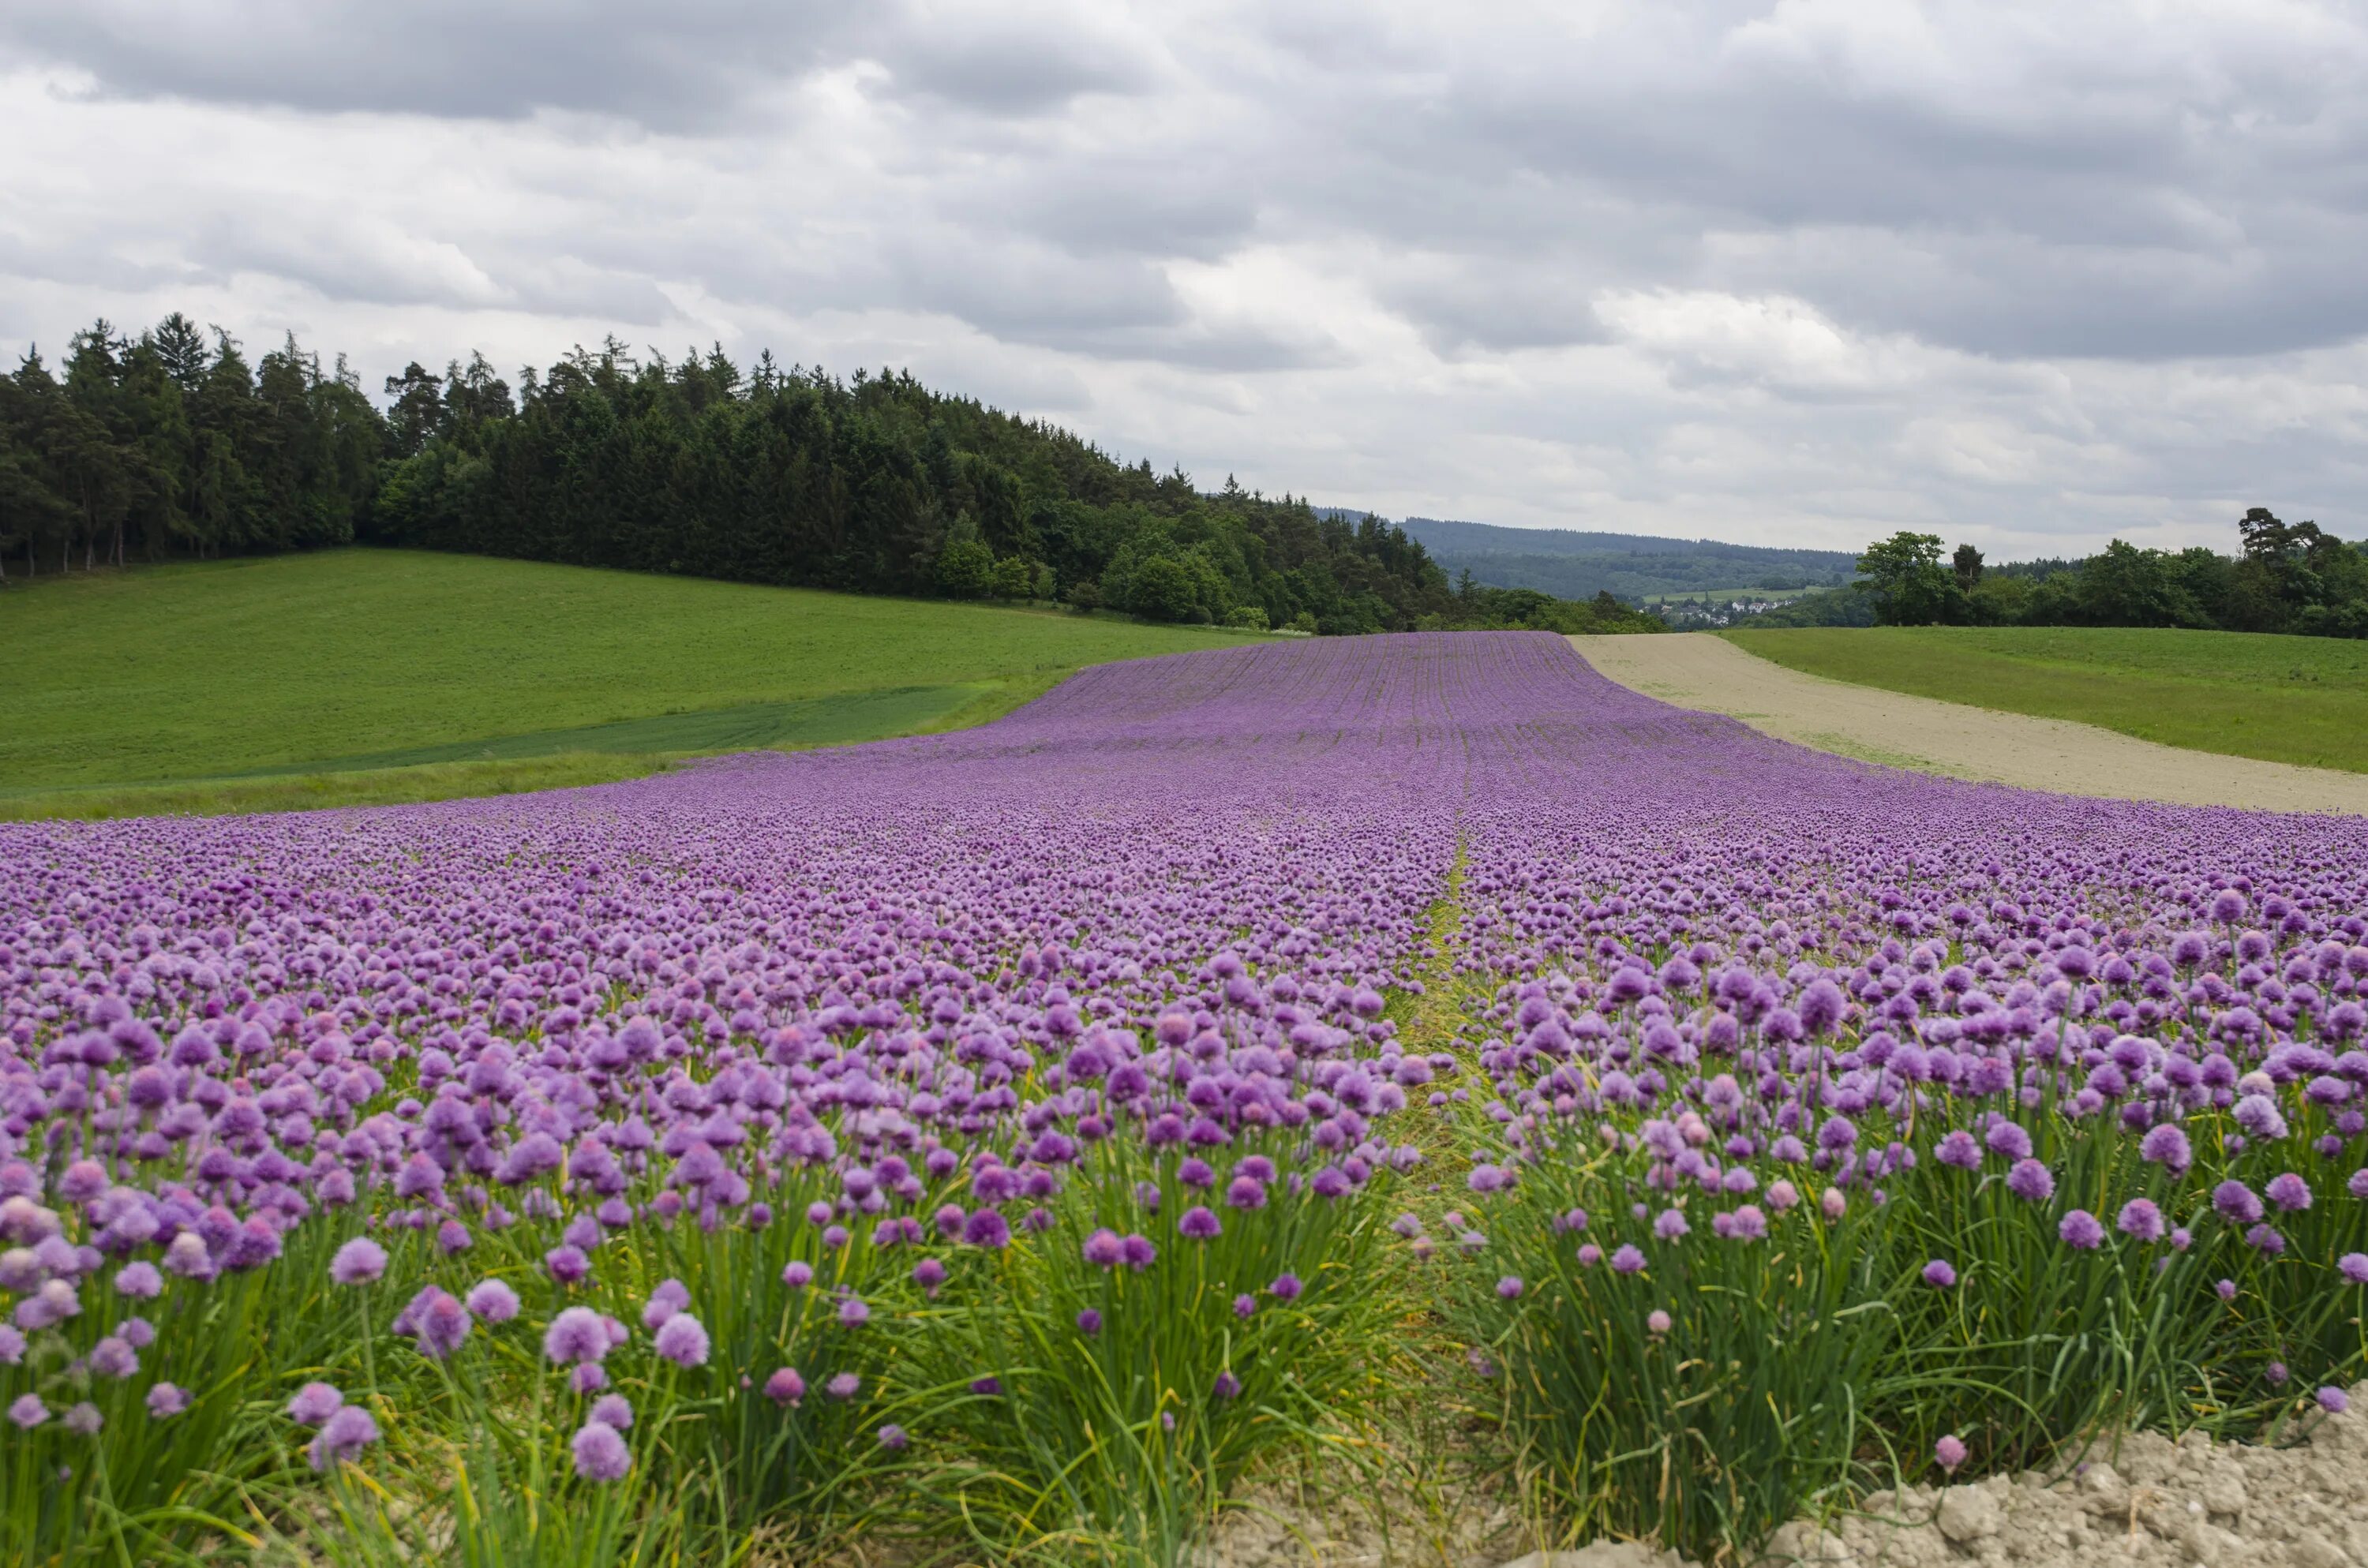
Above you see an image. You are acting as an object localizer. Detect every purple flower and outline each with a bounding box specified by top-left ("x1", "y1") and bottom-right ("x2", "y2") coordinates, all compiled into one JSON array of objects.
[
  {"x1": 1921, "y1": 1259, "x2": 1958, "y2": 1289},
  {"x1": 591, "y1": 1394, "x2": 634, "y2": 1429},
  {"x1": 287, "y1": 1383, "x2": 344, "y2": 1427},
  {"x1": 1646, "y1": 1309, "x2": 1672, "y2": 1335},
  {"x1": 426, "y1": 1288, "x2": 479, "y2": 1356},
  {"x1": 2140, "y1": 1124, "x2": 2193, "y2": 1175},
  {"x1": 1934, "y1": 1131, "x2": 1981, "y2": 1170},
  {"x1": 8, "y1": 1394, "x2": 46, "y2": 1430},
  {"x1": 2340, "y1": 1254, "x2": 2368, "y2": 1286},
  {"x1": 2058, "y1": 1210, "x2": 2106, "y2": 1250},
  {"x1": 1213, "y1": 1371, "x2": 1242, "y2": 1399},
  {"x1": 1178, "y1": 1205, "x2": 1222, "y2": 1241},
  {"x1": 1652, "y1": 1208, "x2": 1689, "y2": 1241},
  {"x1": 1082, "y1": 1229, "x2": 1125, "y2": 1267},
  {"x1": 641, "y1": 1278, "x2": 691, "y2": 1330},
  {"x1": 571, "y1": 1420, "x2": 631, "y2": 1482},
  {"x1": 1121, "y1": 1233, "x2": 1157, "y2": 1270},
  {"x1": 1611, "y1": 1244, "x2": 1647, "y2": 1274},
  {"x1": 571, "y1": 1362, "x2": 609, "y2": 1394},
  {"x1": 1077, "y1": 1308, "x2": 1103, "y2": 1335},
  {"x1": 329, "y1": 1238, "x2": 387, "y2": 1287},
  {"x1": 765, "y1": 1368, "x2": 805, "y2": 1405},
  {"x1": 2268, "y1": 1361, "x2": 2291, "y2": 1386},
  {"x1": 1497, "y1": 1275, "x2": 1524, "y2": 1299},
  {"x1": 2320, "y1": 1387, "x2": 2351, "y2": 1414},
  {"x1": 2216, "y1": 1278, "x2": 2238, "y2": 1301},
  {"x1": 544, "y1": 1245, "x2": 591, "y2": 1285},
  {"x1": 64, "y1": 1402, "x2": 103, "y2": 1436},
  {"x1": 969, "y1": 1376, "x2": 1002, "y2": 1396},
  {"x1": 783, "y1": 1260, "x2": 815, "y2": 1289},
  {"x1": 826, "y1": 1372, "x2": 861, "y2": 1401},
  {"x1": 2005, "y1": 1159, "x2": 2055, "y2": 1203},
  {"x1": 2116, "y1": 1199, "x2": 2165, "y2": 1243},
  {"x1": 962, "y1": 1211, "x2": 1011, "y2": 1249},
  {"x1": 1271, "y1": 1273, "x2": 1303, "y2": 1300},
  {"x1": 837, "y1": 1297, "x2": 871, "y2": 1329},
  {"x1": 2266, "y1": 1173, "x2": 2313, "y2": 1212},
  {"x1": 1935, "y1": 1435, "x2": 1967, "y2": 1472},
  {"x1": 145, "y1": 1383, "x2": 189, "y2": 1420},
  {"x1": 878, "y1": 1424, "x2": 909, "y2": 1450},
  {"x1": 654, "y1": 1313, "x2": 710, "y2": 1367},
  {"x1": 543, "y1": 1306, "x2": 610, "y2": 1365},
  {"x1": 308, "y1": 1406, "x2": 380, "y2": 1472},
  {"x1": 2213, "y1": 1181, "x2": 2265, "y2": 1225},
  {"x1": 90, "y1": 1335, "x2": 138, "y2": 1379},
  {"x1": 466, "y1": 1279, "x2": 520, "y2": 1323},
  {"x1": 114, "y1": 1262, "x2": 163, "y2": 1299}
]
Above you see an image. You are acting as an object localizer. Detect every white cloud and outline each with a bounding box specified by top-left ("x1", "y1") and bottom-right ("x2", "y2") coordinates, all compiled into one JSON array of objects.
[{"x1": 3, "y1": 2, "x2": 2368, "y2": 556}]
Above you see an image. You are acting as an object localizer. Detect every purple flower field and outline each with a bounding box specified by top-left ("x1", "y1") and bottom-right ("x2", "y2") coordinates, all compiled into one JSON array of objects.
[{"x1": 5, "y1": 631, "x2": 2368, "y2": 1562}]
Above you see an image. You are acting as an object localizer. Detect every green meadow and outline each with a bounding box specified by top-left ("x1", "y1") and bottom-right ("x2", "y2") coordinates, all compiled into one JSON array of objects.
[
  {"x1": 1722, "y1": 624, "x2": 2368, "y2": 774},
  {"x1": 0, "y1": 549, "x2": 1271, "y2": 818}
]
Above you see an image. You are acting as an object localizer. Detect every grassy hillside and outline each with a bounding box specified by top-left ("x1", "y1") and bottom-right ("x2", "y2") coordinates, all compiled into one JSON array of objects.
[
  {"x1": 1385, "y1": 515, "x2": 1858, "y2": 601},
  {"x1": 1722, "y1": 625, "x2": 2368, "y2": 774},
  {"x1": 0, "y1": 549, "x2": 1271, "y2": 818}
]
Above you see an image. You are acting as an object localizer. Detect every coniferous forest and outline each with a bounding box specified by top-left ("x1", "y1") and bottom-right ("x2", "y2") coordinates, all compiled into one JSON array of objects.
[{"x1": 0, "y1": 315, "x2": 1658, "y2": 636}]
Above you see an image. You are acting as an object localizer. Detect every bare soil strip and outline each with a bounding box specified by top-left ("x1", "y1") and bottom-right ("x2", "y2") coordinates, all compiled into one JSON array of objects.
[{"x1": 1568, "y1": 632, "x2": 2368, "y2": 817}]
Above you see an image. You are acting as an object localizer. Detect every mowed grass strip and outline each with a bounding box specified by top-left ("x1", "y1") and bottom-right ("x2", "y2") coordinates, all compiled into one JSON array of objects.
[
  {"x1": 0, "y1": 548, "x2": 1269, "y2": 813},
  {"x1": 1722, "y1": 625, "x2": 2368, "y2": 774}
]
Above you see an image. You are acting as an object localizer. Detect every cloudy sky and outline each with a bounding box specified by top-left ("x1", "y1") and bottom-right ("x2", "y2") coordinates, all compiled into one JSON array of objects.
[{"x1": 4, "y1": 1, "x2": 2366, "y2": 556}]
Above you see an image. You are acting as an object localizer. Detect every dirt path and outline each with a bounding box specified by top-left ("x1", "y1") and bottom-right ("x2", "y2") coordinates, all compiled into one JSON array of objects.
[{"x1": 1568, "y1": 632, "x2": 2368, "y2": 817}]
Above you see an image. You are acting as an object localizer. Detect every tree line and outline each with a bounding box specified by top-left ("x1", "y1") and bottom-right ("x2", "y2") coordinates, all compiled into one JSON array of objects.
[
  {"x1": 1847, "y1": 515, "x2": 2368, "y2": 637},
  {"x1": 0, "y1": 314, "x2": 1658, "y2": 638},
  {"x1": 1739, "y1": 513, "x2": 2368, "y2": 639}
]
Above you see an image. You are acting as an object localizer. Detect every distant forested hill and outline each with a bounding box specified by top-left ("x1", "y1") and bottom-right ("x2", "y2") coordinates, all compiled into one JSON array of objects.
[
  {"x1": 0, "y1": 314, "x2": 1652, "y2": 637},
  {"x1": 1314, "y1": 511, "x2": 1858, "y2": 601}
]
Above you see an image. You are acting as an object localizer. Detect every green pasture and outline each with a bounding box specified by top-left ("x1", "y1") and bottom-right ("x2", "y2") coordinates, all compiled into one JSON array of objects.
[
  {"x1": 0, "y1": 549, "x2": 1269, "y2": 818},
  {"x1": 1722, "y1": 624, "x2": 2368, "y2": 773}
]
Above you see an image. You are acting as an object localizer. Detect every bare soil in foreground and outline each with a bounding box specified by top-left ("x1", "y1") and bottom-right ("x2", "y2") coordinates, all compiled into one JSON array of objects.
[
  {"x1": 1193, "y1": 1382, "x2": 2368, "y2": 1567},
  {"x1": 1568, "y1": 634, "x2": 2368, "y2": 817}
]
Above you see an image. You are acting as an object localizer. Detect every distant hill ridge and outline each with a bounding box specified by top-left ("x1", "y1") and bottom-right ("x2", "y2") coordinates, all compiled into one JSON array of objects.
[{"x1": 1310, "y1": 508, "x2": 1857, "y2": 601}]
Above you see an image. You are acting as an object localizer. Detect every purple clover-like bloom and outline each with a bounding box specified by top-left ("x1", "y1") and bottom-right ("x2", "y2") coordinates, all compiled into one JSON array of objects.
[
  {"x1": 1271, "y1": 1273, "x2": 1303, "y2": 1300},
  {"x1": 1921, "y1": 1259, "x2": 1958, "y2": 1289},
  {"x1": 1934, "y1": 1131, "x2": 1981, "y2": 1171},
  {"x1": 962, "y1": 1211, "x2": 1011, "y2": 1250},
  {"x1": 766, "y1": 1368, "x2": 806, "y2": 1405},
  {"x1": 2213, "y1": 1181, "x2": 2265, "y2": 1226},
  {"x1": 8, "y1": 1394, "x2": 46, "y2": 1430},
  {"x1": 591, "y1": 1394, "x2": 634, "y2": 1429},
  {"x1": 1083, "y1": 1229, "x2": 1125, "y2": 1267},
  {"x1": 1212, "y1": 1371, "x2": 1242, "y2": 1399},
  {"x1": 2320, "y1": 1387, "x2": 2351, "y2": 1414},
  {"x1": 2140, "y1": 1124, "x2": 2193, "y2": 1175},
  {"x1": 2117, "y1": 1199, "x2": 2165, "y2": 1243},
  {"x1": 878, "y1": 1424, "x2": 909, "y2": 1450},
  {"x1": 1178, "y1": 1206, "x2": 1222, "y2": 1241},
  {"x1": 2058, "y1": 1210, "x2": 2106, "y2": 1250},
  {"x1": 571, "y1": 1420, "x2": 631, "y2": 1482},
  {"x1": 1611, "y1": 1245, "x2": 1647, "y2": 1274},
  {"x1": 466, "y1": 1280, "x2": 520, "y2": 1323},
  {"x1": 145, "y1": 1383, "x2": 189, "y2": 1420},
  {"x1": 1652, "y1": 1208, "x2": 1689, "y2": 1242},
  {"x1": 544, "y1": 1245, "x2": 591, "y2": 1285},
  {"x1": 826, "y1": 1372, "x2": 861, "y2": 1401},
  {"x1": 287, "y1": 1383, "x2": 344, "y2": 1427},
  {"x1": 544, "y1": 1306, "x2": 610, "y2": 1366},
  {"x1": 654, "y1": 1313, "x2": 711, "y2": 1367},
  {"x1": 308, "y1": 1406, "x2": 380, "y2": 1473},
  {"x1": 2005, "y1": 1159, "x2": 2055, "y2": 1203},
  {"x1": 1935, "y1": 1435, "x2": 1967, "y2": 1472},
  {"x1": 783, "y1": 1260, "x2": 815, "y2": 1289},
  {"x1": 2265, "y1": 1173, "x2": 2313, "y2": 1213},
  {"x1": 641, "y1": 1278, "x2": 691, "y2": 1330},
  {"x1": 1078, "y1": 1308, "x2": 1104, "y2": 1335},
  {"x1": 329, "y1": 1238, "x2": 387, "y2": 1287},
  {"x1": 114, "y1": 1262, "x2": 163, "y2": 1300},
  {"x1": 416, "y1": 1291, "x2": 473, "y2": 1359}
]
